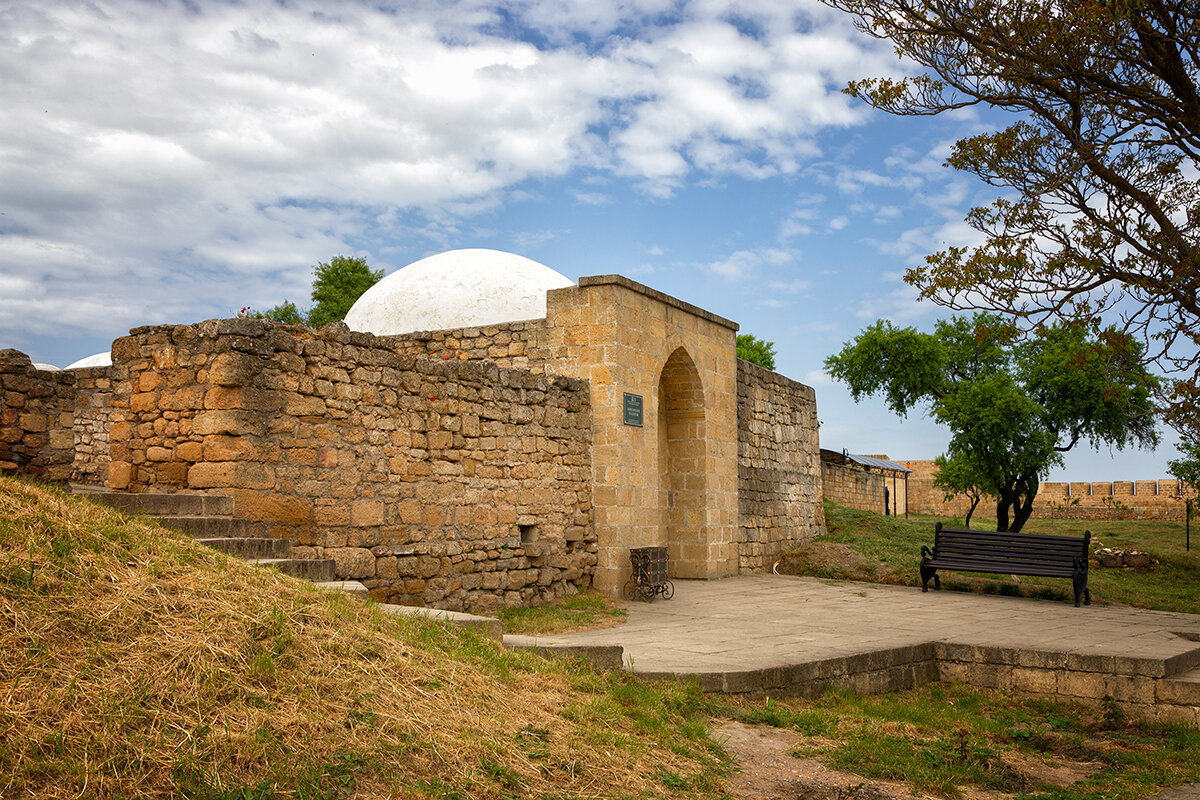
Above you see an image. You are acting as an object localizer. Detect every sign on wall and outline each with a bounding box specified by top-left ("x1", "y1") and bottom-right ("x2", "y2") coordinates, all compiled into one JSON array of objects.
[{"x1": 623, "y1": 392, "x2": 643, "y2": 427}]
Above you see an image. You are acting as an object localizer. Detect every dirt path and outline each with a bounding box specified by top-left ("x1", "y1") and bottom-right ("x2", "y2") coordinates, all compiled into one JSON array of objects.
[{"x1": 713, "y1": 721, "x2": 924, "y2": 800}]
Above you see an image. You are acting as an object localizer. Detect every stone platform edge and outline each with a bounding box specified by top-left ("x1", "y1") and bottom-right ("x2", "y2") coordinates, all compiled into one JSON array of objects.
[{"x1": 638, "y1": 641, "x2": 1200, "y2": 726}]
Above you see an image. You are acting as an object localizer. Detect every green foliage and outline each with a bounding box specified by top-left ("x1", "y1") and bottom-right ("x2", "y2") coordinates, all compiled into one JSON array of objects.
[
  {"x1": 931, "y1": 453, "x2": 988, "y2": 528},
  {"x1": 824, "y1": 0, "x2": 1200, "y2": 452},
  {"x1": 826, "y1": 314, "x2": 1159, "y2": 531},
  {"x1": 307, "y1": 256, "x2": 383, "y2": 328},
  {"x1": 1168, "y1": 441, "x2": 1200, "y2": 497},
  {"x1": 241, "y1": 255, "x2": 382, "y2": 328},
  {"x1": 736, "y1": 334, "x2": 777, "y2": 370},
  {"x1": 249, "y1": 300, "x2": 306, "y2": 326}
]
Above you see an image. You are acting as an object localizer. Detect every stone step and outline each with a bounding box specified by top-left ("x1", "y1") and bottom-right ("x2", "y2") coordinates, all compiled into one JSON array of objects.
[
  {"x1": 75, "y1": 489, "x2": 234, "y2": 518},
  {"x1": 254, "y1": 558, "x2": 336, "y2": 582},
  {"x1": 155, "y1": 516, "x2": 258, "y2": 539},
  {"x1": 377, "y1": 604, "x2": 504, "y2": 641},
  {"x1": 312, "y1": 580, "x2": 371, "y2": 600},
  {"x1": 1170, "y1": 665, "x2": 1200, "y2": 683},
  {"x1": 199, "y1": 537, "x2": 291, "y2": 559}
]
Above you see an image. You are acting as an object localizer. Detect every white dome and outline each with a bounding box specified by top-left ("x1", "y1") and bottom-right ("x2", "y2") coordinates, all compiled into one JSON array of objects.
[
  {"x1": 66, "y1": 352, "x2": 111, "y2": 369},
  {"x1": 345, "y1": 249, "x2": 574, "y2": 336},
  {"x1": 32, "y1": 363, "x2": 60, "y2": 371}
]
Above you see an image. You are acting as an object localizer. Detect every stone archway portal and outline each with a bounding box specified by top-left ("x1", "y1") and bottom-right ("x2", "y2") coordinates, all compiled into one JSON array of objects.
[{"x1": 658, "y1": 347, "x2": 707, "y2": 579}]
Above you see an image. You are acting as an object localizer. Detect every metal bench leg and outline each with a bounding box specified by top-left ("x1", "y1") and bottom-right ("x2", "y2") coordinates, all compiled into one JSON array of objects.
[{"x1": 920, "y1": 563, "x2": 937, "y2": 592}]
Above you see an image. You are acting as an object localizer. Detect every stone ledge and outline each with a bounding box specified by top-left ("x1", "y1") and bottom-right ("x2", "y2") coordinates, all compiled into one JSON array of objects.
[
  {"x1": 576, "y1": 275, "x2": 739, "y2": 332},
  {"x1": 503, "y1": 636, "x2": 625, "y2": 670},
  {"x1": 378, "y1": 604, "x2": 503, "y2": 641}
]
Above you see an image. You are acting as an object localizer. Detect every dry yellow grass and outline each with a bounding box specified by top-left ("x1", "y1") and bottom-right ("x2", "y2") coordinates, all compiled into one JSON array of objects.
[{"x1": 0, "y1": 476, "x2": 729, "y2": 799}]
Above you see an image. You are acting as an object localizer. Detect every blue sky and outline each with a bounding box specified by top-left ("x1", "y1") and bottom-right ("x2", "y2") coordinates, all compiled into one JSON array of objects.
[{"x1": 0, "y1": 0, "x2": 1184, "y2": 480}]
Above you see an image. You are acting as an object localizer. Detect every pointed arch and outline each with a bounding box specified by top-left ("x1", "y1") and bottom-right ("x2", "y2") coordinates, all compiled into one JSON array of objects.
[{"x1": 657, "y1": 346, "x2": 707, "y2": 578}]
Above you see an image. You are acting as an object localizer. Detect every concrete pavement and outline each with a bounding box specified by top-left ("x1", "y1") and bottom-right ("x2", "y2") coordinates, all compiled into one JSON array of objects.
[{"x1": 504, "y1": 575, "x2": 1200, "y2": 723}]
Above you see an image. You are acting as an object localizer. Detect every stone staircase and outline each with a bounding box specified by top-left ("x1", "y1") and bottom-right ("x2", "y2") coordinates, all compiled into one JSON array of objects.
[
  {"x1": 70, "y1": 487, "x2": 512, "y2": 644},
  {"x1": 70, "y1": 486, "x2": 338, "y2": 583}
]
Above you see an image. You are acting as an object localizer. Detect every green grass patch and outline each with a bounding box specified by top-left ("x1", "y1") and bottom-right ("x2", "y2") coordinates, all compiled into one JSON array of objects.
[
  {"x1": 711, "y1": 683, "x2": 1200, "y2": 799},
  {"x1": 495, "y1": 589, "x2": 628, "y2": 635},
  {"x1": 780, "y1": 500, "x2": 1200, "y2": 611}
]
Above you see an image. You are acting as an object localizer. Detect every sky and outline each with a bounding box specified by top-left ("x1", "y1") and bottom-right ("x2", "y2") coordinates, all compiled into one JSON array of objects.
[{"x1": 0, "y1": 0, "x2": 1186, "y2": 481}]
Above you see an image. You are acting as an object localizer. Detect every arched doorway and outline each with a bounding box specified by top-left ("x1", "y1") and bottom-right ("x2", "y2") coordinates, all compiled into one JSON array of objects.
[{"x1": 657, "y1": 347, "x2": 707, "y2": 578}]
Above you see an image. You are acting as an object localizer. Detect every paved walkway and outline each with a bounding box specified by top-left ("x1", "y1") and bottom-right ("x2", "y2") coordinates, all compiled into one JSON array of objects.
[{"x1": 505, "y1": 574, "x2": 1200, "y2": 682}]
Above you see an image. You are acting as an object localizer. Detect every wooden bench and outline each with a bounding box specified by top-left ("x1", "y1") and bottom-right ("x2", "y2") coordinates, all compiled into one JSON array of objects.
[{"x1": 920, "y1": 522, "x2": 1092, "y2": 607}]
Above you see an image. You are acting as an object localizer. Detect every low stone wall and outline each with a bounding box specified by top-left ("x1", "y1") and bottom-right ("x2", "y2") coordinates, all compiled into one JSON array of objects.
[
  {"x1": 1036, "y1": 479, "x2": 1194, "y2": 521},
  {"x1": 0, "y1": 350, "x2": 76, "y2": 482},
  {"x1": 106, "y1": 319, "x2": 595, "y2": 613},
  {"x1": 71, "y1": 366, "x2": 113, "y2": 485},
  {"x1": 906, "y1": 460, "x2": 1196, "y2": 521},
  {"x1": 736, "y1": 360, "x2": 824, "y2": 571},
  {"x1": 821, "y1": 460, "x2": 887, "y2": 514}
]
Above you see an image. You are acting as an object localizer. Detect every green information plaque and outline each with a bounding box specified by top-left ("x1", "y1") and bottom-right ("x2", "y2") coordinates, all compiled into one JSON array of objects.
[{"x1": 623, "y1": 392, "x2": 644, "y2": 427}]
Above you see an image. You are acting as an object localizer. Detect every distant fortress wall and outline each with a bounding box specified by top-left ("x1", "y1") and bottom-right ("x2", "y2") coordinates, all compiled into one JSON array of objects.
[{"x1": 904, "y1": 459, "x2": 1196, "y2": 522}]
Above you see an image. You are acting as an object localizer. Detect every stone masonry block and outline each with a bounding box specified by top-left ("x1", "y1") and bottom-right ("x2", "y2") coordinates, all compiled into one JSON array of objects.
[
  {"x1": 329, "y1": 547, "x2": 376, "y2": 579},
  {"x1": 351, "y1": 499, "x2": 385, "y2": 527}
]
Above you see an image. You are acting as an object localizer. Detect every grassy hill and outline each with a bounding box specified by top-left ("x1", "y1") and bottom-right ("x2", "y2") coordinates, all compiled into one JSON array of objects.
[{"x1": 0, "y1": 476, "x2": 727, "y2": 799}]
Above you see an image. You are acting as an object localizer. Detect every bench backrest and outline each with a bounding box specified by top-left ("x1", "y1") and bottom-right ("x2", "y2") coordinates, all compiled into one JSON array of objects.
[{"x1": 933, "y1": 523, "x2": 1090, "y2": 568}]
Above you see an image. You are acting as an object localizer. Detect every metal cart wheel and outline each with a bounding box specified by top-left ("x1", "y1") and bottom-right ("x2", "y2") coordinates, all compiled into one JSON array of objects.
[
  {"x1": 660, "y1": 580, "x2": 675, "y2": 600},
  {"x1": 639, "y1": 582, "x2": 657, "y2": 602},
  {"x1": 622, "y1": 579, "x2": 639, "y2": 601}
]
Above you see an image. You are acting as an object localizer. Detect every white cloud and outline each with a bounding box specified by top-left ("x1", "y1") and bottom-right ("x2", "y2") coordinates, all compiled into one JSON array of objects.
[
  {"x1": 573, "y1": 191, "x2": 613, "y2": 205},
  {"x1": 768, "y1": 278, "x2": 811, "y2": 293},
  {"x1": 803, "y1": 369, "x2": 835, "y2": 387},
  {"x1": 705, "y1": 247, "x2": 794, "y2": 278},
  {"x1": 0, "y1": 0, "x2": 904, "y2": 345}
]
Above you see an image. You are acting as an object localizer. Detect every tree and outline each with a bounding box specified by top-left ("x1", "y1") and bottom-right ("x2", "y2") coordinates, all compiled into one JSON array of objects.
[
  {"x1": 737, "y1": 334, "x2": 777, "y2": 370},
  {"x1": 931, "y1": 451, "x2": 990, "y2": 528},
  {"x1": 243, "y1": 255, "x2": 382, "y2": 328},
  {"x1": 823, "y1": 0, "x2": 1200, "y2": 449},
  {"x1": 825, "y1": 313, "x2": 1159, "y2": 531},
  {"x1": 307, "y1": 255, "x2": 384, "y2": 328}
]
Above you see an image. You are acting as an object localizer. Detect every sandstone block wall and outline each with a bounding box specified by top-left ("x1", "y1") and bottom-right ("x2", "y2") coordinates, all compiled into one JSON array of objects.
[
  {"x1": 822, "y1": 461, "x2": 887, "y2": 513},
  {"x1": 105, "y1": 319, "x2": 595, "y2": 612},
  {"x1": 537, "y1": 276, "x2": 742, "y2": 590},
  {"x1": 736, "y1": 360, "x2": 824, "y2": 571},
  {"x1": 0, "y1": 350, "x2": 76, "y2": 482},
  {"x1": 384, "y1": 320, "x2": 550, "y2": 372},
  {"x1": 71, "y1": 366, "x2": 113, "y2": 485},
  {"x1": 906, "y1": 459, "x2": 1196, "y2": 522}
]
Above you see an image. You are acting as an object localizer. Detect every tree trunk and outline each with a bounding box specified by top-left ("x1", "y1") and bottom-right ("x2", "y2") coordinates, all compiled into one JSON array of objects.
[
  {"x1": 995, "y1": 493, "x2": 1014, "y2": 532},
  {"x1": 1009, "y1": 475, "x2": 1039, "y2": 533},
  {"x1": 965, "y1": 494, "x2": 981, "y2": 528}
]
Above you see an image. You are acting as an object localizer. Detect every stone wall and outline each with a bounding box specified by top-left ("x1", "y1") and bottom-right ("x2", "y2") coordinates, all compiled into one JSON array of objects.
[
  {"x1": 538, "y1": 276, "x2": 742, "y2": 590},
  {"x1": 821, "y1": 460, "x2": 887, "y2": 513},
  {"x1": 106, "y1": 319, "x2": 595, "y2": 612},
  {"x1": 71, "y1": 366, "x2": 113, "y2": 485},
  {"x1": 1034, "y1": 478, "x2": 1195, "y2": 521},
  {"x1": 0, "y1": 350, "x2": 76, "y2": 482},
  {"x1": 906, "y1": 459, "x2": 1196, "y2": 522},
  {"x1": 383, "y1": 320, "x2": 551, "y2": 372},
  {"x1": 736, "y1": 360, "x2": 824, "y2": 571}
]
